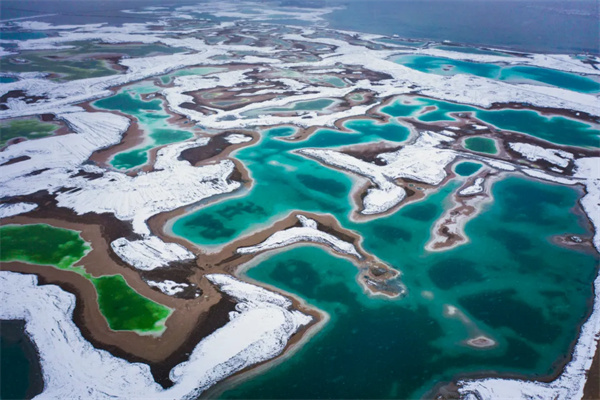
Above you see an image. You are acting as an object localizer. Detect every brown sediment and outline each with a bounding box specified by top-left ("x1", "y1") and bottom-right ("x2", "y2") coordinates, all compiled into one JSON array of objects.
[
  {"x1": 583, "y1": 342, "x2": 600, "y2": 400},
  {"x1": 178, "y1": 130, "x2": 259, "y2": 166},
  {"x1": 0, "y1": 155, "x2": 31, "y2": 166},
  {"x1": 426, "y1": 169, "x2": 498, "y2": 251}
]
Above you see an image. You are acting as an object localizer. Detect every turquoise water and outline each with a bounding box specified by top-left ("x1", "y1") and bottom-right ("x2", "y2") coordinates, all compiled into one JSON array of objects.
[
  {"x1": 394, "y1": 55, "x2": 600, "y2": 94},
  {"x1": 0, "y1": 76, "x2": 17, "y2": 83},
  {"x1": 219, "y1": 177, "x2": 597, "y2": 399},
  {"x1": 93, "y1": 82, "x2": 193, "y2": 170},
  {"x1": 172, "y1": 120, "x2": 410, "y2": 245},
  {"x1": 454, "y1": 161, "x2": 482, "y2": 176},
  {"x1": 381, "y1": 96, "x2": 600, "y2": 148},
  {"x1": 0, "y1": 31, "x2": 46, "y2": 40},
  {"x1": 476, "y1": 110, "x2": 600, "y2": 148}
]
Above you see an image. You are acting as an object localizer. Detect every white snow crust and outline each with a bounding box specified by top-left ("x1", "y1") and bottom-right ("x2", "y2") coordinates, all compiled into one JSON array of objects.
[
  {"x1": 237, "y1": 214, "x2": 361, "y2": 258},
  {"x1": 509, "y1": 142, "x2": 573, "y2": 168},
  {"x1": 111, "y1": 236, "x2": 195, "y2": 271},
  {"x1": 0, "y1": 202, "x2": 38, "y2": 218},
  {"x1": 0, "y1": 271, "x2": 311, "y2": 400}
]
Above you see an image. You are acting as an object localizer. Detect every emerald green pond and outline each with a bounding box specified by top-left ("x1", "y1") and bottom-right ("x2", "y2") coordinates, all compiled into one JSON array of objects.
[
  {"x1": 92, "y1": 275, "x2": 171, "y2": 333},
  {"x1": 0, "y1": 224, "x2": 171, "y2": 334},
  {"x1": 393, "y1": 55, "x2": 600, "y2": 94},
  {"x1": 464, "y1": 137, "x2": 498, "y2": 154},
  {"x1": 0, "y1": 118, "x2": 59, "y2": 146}
]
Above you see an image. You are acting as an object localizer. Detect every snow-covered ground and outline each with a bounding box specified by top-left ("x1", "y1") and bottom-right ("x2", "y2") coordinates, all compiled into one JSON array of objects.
[
  {"x1": 237, "y1": 214, "x2": 362, "y2": 259},
  {"x1": 0, "y1": 202, "x2": 38, "y2": 218},
  {"x1": 509, "y1": 142, "x2": 573, "y2": 169},
  {"x1": 0, "y1": 271, "x2": 311, "y2": 400},
  {"x1": 111, "y1": 236, "x2": 195, "y2": 271}
]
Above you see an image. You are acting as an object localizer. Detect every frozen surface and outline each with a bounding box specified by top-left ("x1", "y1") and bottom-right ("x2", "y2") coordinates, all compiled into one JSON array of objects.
[
  {"x1": 459, "y1": 178, "x2": 485, "y2": 196},
  {"x1": 509, "y1": 142, "x2": 573, "y2": 168},
  {"x1": 111, "y1": 236, "x2": 195, "y2": 271},
  {"x1": 0, "y1": 202, "x2": 38, "y2": 218},
  {"x1": 237, "y1": 214, "x2": 362, "y2": 259},
  {"x1": 147, "y1": 280, "x2": 189, "y2": 296}
]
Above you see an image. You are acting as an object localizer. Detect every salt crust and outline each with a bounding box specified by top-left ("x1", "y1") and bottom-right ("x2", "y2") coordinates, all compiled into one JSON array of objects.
[
  {"x1": 237, "y1": 214, "x2": 361, "y2": 258},
  {"x1": 111, "y1": 237, "x2": 195, "y2": 271},
  {"x1": 0, "y1": 202, "x2": 38, "y2": 218},
  {"x1": 509, "y1": 142, "x2": 573, "y2": 168},
  {"x1": 0, "y1": 271, "x2": 311, "y2": 400},
  {"x1": 147, "y1": 280, "x2": 189, "y2": 296},
  {"x1": 298, "y1": 131, "x2": 456, "y2": 214}
]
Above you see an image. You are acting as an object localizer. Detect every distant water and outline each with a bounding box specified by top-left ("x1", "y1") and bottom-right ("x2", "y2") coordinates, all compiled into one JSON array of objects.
[
  {"x1": 324, "y1": 0, "x2": 600, "y2": 54},
  {"x1": 0, "y1": 0, "x2": 193, "y2": 26}
]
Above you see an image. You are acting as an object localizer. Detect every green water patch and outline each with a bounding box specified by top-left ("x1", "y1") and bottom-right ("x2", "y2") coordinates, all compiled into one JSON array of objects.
[
  {"x1": 0, "y1": 320, "x2": 43, "y2": 400},
  {"x1": 93, "y1": 84, "x2": 194, "y2": 170},
  {"x1": 464, "y1": 137, "x2": 498, "y2": 154},
  {"x1": 0, "y1": 224, "x2": 171, "y2": 334},
  {"x1": 0, "y1": 53, "x2": 117, "y2": 81},
  {"x1": 0, "y1": 41, "x2": 186, "y2": 81},
  {"x1": 0, "y1": 224, "x2": 90, "y2": 269},
  {"x1": 393, "y1": 55, "x2": 600, "y2": 94},
  {"x1": 0, "y1": 118, "x2": 59, "y2": 146},
  {"x1": 92, "y1": 275, "x2": 170, "y2": 333},
  {"x1": 60, "y1": 41, "x2": 185, "y2": 59},
  {"x1": 454, "y1": 161, "x2": 483, "y2": 176},
  {"x1": 475, "y1": 109, "x2": 600, "y2": 148},
  {"x1": 219, "y1": 177, "x2": 598, "y2": 399}
]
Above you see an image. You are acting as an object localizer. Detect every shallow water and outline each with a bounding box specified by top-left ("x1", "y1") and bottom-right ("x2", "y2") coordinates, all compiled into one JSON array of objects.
[
  {"x1": 93, "y1": 81, "x2": 194, "y2": 170},
  {"x1": 394, "y1": 55, "x2": 600, "y2": 94},
  {"x1": 218, "y1": 177, "x2": 598, "y2": 399}
]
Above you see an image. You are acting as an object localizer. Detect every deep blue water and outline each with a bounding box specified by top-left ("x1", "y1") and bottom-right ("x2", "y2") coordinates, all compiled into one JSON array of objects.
[{"x1": 324, "y1": 0, "x2": 600, "y2": 54}]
